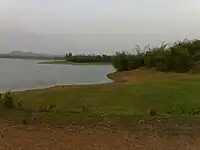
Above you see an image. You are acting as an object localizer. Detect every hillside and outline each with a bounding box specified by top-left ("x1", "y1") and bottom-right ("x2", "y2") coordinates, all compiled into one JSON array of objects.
[{"x1": 0, "y1": 51, "x2": 64, "y2": 60}]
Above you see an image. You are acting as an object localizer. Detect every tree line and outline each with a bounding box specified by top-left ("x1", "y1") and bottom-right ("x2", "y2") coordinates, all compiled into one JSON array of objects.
[
  {"x1": 65, "y1": 53, "x2": 112, "y2": 63},
  {"x1": 112, "y1": 39, "x2": 200, "y2": 73}
]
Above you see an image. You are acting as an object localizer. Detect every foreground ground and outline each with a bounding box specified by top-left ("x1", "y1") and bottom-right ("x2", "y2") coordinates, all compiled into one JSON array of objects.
[
  {"x1": 2, "y1": 68, "x2": 200, "y2": 149},
  {"x1": 1, "y1": 118, "x2": 200, "y2": 150}
]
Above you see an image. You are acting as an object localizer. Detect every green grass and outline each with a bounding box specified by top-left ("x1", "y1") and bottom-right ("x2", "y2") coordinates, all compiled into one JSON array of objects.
[
  {"x1": 39, "y1": 60, "x2": 112, "y2": 65},
  {"x1": 16, "y1": 76, "x2": 200, "y2": 116},
  {"x1": 2, "y1": 72, "x2": 200, "y2": 131}
]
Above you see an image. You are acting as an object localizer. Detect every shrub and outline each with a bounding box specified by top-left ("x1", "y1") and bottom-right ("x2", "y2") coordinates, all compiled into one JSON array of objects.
[
  {"x1": 49, "y1": 104, "x2": 56, "y2": 111},
  {"x1": 0, "y1": 93, "x2": 2, "y2": 101},
  {"x1": 168, "y1": 47, "x2": 192, "y2": 72},
  {"x1": 112, "y1": 52, "x2": 129, "y2": 71},
  {"x1": 0, "y1": 91, "x2": 24, "y2": 109},
  {"x1": 39, "y1": 104, "x2": 49, "y2": 112},
  {"x1": 173, "y1": 39, "x2": 200, "y2": 56},
  {"x1": 16, "y1": 100, "x2": 24, "y2": 109},
  {"x1": 144, "y1": 51, "x2": 156, "y2": 68},
  {"x1": 1, "y1": 91, "x2": 15, "y2": 109}
]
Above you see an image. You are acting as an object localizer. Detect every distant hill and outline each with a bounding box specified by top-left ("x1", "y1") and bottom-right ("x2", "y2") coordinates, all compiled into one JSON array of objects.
[
  {"x1": 0, "y1": 51, "x2": 64, "y2": 60},
  {"x1": 7, "y1": 51, "x2": 55, "y2": 57}
]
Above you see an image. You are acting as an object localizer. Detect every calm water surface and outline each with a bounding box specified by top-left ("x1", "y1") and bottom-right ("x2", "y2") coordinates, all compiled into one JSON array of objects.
[{"x1": 0, "y1": 59, "x2": 113, "y2": 92}]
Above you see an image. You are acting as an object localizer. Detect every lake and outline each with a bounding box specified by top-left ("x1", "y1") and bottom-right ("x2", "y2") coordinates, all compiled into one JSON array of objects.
[{"x1": 0, "y1": 59, "x2": 113, "y2": 92}]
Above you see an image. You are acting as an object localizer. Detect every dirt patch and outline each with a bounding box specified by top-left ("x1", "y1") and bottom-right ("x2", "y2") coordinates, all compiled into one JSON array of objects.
[{"x1": 0, "y1": 119, "x2": 200, "y2": 150}]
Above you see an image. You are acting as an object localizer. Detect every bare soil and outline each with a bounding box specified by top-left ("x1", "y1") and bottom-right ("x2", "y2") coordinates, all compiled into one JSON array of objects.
[{"x1": 0, "y1": 119, "x2": 200, "y2": 150}]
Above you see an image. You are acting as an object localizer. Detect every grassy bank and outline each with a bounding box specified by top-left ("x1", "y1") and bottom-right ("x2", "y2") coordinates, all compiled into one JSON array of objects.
[
  {"x1": 0, "y1": 68, "x2": 200, "y2": 133},
  {"x1": 39, "y1": 60, "x2": 111, "y2": 65},
  {"x1": 17, "y1": 69, "x2": 200, "y2": 116}
]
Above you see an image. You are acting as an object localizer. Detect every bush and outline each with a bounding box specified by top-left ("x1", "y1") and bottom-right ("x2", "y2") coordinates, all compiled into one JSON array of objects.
[
  {"x1": 0, "y1": 91, "x2": 15, "y2": 109},
  {"x1": 0, "y1": 93, "x2": 2, "y2": 101},
  {"x1": 168, "y1": 47, "x2": 192, "y2": 72},
  {"x1": 16, "y1": 100, "x2": 24, "y2": 109},
  {"x1": 0, "y1": 91, "x2": 24, "y2": 109},
  {"x1": 112, "y1": 50, "x2": 145, "y2": 71},
  {"x1": 173, "y1": 39, "x2": 200, "y2": 56},
  {"x1": 49, "y1": 104, "x2": 56, "y2": 111},
  {"x1": 112, "y1": 52, "x2": 129, "y2": 71}
]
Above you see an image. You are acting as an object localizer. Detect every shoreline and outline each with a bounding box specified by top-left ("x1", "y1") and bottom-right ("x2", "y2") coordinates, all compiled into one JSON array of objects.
[
  {"x1": 3, "y1": 69, "x2": 153, "y2": 93},
  {"x1": 106, "y1": 71, "x2": 126, "y2": 83},
  {"x1": 3, "y1": 68, "x2": 188, "y2": 93},
  {"x1": 3, "y1": 74, "x2": 115, "y2": 93},
  {"x1": 17, "y1": 82, "x2": 114, "y2": 93}
]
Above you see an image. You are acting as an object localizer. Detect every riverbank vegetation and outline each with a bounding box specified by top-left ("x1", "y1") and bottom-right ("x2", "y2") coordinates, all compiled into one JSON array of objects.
[
  {"x1": 112, "y1": 39, "x2": 200, "y2": 73},
  {"x1": 39, "y1": 54, "x2": 112, "y2": 65},
  {"x1": 65, "y1": 53, "x2": 112, "y2": 63}
]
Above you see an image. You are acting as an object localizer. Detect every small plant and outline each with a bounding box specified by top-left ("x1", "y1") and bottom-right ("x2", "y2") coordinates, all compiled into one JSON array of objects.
[
  {"x1": 39, "y1": 104, "x2": 49, "y2": 112},
  {"x1": 1, "y1": 91, "x2": 15, "y2": 109},
  {"x1": 148, "y1": 108, "x2": 158, "y2": 116},
  {"x1": 81, "y1": 105, "x2": 88, "y2": 112},
  {"x1": 16, "y1": 100, "x2": 24, "y2": 109},
  {"x1": 0, "y1": 91, "x2": 24, "y2": 109},
  {"x1": 49, "y1": 104, "x2": 56, "y2": 111},
  {"x1": 22, "y1": 120, "x2": 27, "y2": 124},
  {"x1": 39, "y1": 104, "x2": 56, "y2": 112}
]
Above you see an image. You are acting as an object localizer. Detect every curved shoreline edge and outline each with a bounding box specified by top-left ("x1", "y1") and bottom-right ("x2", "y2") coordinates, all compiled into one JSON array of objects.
[
  {"x1": 14, "y1": 73, "x2": 116, "y2": 93},
  {"x1": 3, "y1": 70, "x2": 126, "y2": 93},
  {"x1": 106, "y1": 71, "x2": 125, "y2": 83},
  {"x1": 15, "y1": 82, "x2": 113, "y2": 93},
  {"x1": 9, "y1": 68, "x2": 189, "y2": 93},
  {"x1": 12, "y1": 68, "x2": 163, "y2": 92}
]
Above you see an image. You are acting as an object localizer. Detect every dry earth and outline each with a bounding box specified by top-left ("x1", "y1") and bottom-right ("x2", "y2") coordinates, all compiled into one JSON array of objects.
[{"x1": 0, "y1": 119, "x2": 200, "y2": 150}]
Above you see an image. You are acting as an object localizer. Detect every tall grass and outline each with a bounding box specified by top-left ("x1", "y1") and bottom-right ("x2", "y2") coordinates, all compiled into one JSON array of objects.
[{"x1": 112, "y1": 39, "x2": 200, "y2": 72}]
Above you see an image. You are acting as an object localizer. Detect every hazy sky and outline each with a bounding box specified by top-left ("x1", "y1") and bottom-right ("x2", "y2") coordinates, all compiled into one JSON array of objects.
[{"x1": 1, "y1": 0, "x2": 200, "y2": 54}]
